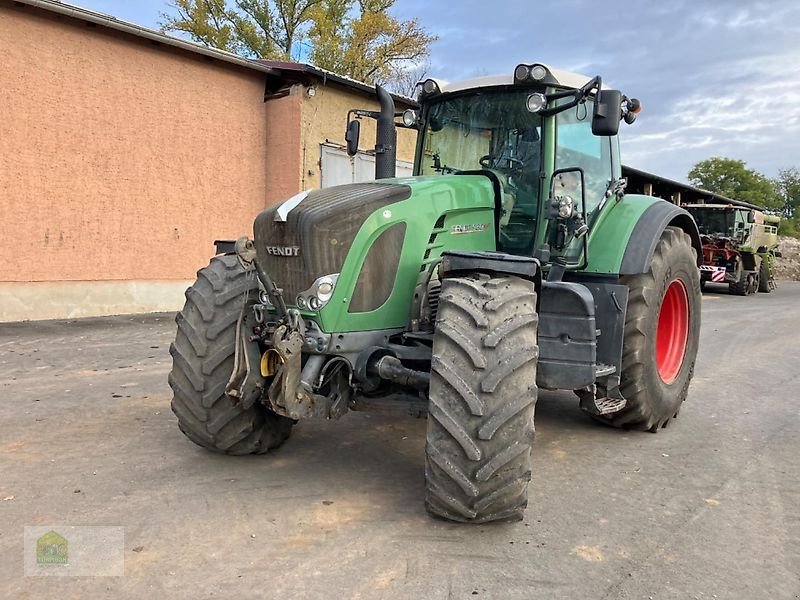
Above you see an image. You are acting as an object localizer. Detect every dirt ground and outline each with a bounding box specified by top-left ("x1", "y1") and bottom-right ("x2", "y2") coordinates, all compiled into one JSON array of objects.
[
  {"x1": 776, "y1": 236, "x2": 800, "y2": 280},
  {"x1": 1, "y1": 285, "x2": 799, "y2": 599}
]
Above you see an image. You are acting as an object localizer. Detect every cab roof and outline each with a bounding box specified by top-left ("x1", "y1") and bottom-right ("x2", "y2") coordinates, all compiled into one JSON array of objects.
[{"x1": 433, "y1": 64, "x2": 594, "y2": 95}]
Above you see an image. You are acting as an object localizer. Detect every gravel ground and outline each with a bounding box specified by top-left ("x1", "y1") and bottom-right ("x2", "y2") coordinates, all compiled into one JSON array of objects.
[{"x1": 1, "y1": 285, "x2": 799, "y2": 599}]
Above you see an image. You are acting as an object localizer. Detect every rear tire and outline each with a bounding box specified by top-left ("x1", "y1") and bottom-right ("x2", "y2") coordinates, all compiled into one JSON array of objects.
[
  {"x1": 425, "y1": 274, "x2": 538, "y2": 523},
  {"x1": 169, "y1": 255, "x2": 293, "y2": 455},
  {"x1": 599, "y1": 227, "x2": 701, "y2": 431},
  {"x1": 758, "y1": 259, "x2": 772, "y2": 293}
]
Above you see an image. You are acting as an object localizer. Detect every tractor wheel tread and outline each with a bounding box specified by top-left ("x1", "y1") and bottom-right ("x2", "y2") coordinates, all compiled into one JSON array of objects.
[
  {"x1": 168, "y1": 254, "x2": 293, "y2": 455},
  {"x1": 439, "y1": 294, "x2": 489, "y2": 327},
  {"x1": 435, "y1": 319, "x2": 487, "y2": 369},
  {"x1": 425, "y1": 274, "x2": 538, "y2": 524}
]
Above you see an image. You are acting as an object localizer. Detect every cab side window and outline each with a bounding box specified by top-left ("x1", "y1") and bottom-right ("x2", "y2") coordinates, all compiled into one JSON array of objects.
[{"x1": 555, "y1": 100, "x2": 613, "y2": 223}]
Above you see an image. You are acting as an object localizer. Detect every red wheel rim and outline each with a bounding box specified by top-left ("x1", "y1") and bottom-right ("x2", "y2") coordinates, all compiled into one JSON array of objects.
[{"x1": 656, "y1": 279, "x2": 689, "y2": 384}]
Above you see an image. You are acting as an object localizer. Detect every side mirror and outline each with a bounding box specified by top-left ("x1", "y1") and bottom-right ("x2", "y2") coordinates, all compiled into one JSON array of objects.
[
  {"x1": 747, "y1": 210, "x2": 756, "y2": 223},
  {"x1": 548, "y1": 167, "x2": 589, "y2": 252},
  {"x1": 591, "y1": 89, "x2": 622, "y2": 136},
  {"x1": 345, "y1": 120, "x2": 360, "y2": 156}
]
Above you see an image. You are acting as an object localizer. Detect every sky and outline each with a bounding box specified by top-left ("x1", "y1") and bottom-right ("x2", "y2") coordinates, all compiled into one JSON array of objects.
[{"x1": 74, "y1": 0, "x2": 800, "y2": 182}]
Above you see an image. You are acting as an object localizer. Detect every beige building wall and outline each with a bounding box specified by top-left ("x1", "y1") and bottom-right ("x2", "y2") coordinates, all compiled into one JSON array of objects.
[
  {"x1": 264, "y1": 87, "x2": 303, "y2": 205},
  {"x1": 0, "y1": 2, "x2": 420, "y2": 322},
  {"x1": 298, "y1": 83, "x2": 418, "y2": 190},
  {"x1": 0, "y1": 2, "x2": 276, "y2": 320}
]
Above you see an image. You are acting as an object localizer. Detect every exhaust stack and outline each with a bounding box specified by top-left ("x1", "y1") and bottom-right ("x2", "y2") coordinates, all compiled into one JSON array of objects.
[{"x1": 374, "y1": 85, "x2": 397, "y2": 179}]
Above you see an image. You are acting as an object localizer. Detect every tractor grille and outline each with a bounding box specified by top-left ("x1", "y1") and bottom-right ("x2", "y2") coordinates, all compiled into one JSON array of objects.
[{"x1": 253, "y1": 183, "x2": 411, "y2": 301}]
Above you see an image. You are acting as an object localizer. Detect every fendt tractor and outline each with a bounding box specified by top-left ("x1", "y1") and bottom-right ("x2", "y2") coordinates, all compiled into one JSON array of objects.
[
  {"x1": 684, "y1": 203, "x2": 781, "y2": 295},
  {"x1": 169, "y1": 63, "x2": 703, "y2": 523}
]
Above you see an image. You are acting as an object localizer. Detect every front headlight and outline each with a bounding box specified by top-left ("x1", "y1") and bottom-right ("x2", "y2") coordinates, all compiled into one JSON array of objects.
[{"x1": 297, "y1": 274, "x2": 339, "y2": 311}]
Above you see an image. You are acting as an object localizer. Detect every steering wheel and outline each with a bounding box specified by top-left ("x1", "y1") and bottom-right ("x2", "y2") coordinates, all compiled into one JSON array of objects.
[{"x1": 480, "y1": 155, "x2": 524, "y2": 171}]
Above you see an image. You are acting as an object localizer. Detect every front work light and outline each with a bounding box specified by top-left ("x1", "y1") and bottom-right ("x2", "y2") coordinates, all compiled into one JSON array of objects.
[
  {"x1": 530, "y1": 64, "x2": 548, "y2": 81},
  {"x1": 420, "y1": 79, "x2": 441, "y2": 97},
  {"x1": 514, "y1": 63, "x2": 552, "y2": 85},
  {"x1": 402, "y1": 109, "x2": 418, "y2": 127},
  {"x1": 514, "y1": 64, "x2": 530, "y2": 81},
  {"x1": 526, "y1": 92, "x2": 547, "y2": 113}
]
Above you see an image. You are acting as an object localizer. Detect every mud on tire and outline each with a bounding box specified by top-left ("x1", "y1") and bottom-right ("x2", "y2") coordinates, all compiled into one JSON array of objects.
[
  {"x1": 425, "y1": 274, "x2": 538, "y2": 523},
  {"x1": 169, "y1": 254, "x2": 293, "y2": 455},
  {"x1": 599, "y1": 226, "x2": 701, "y2": 432}
]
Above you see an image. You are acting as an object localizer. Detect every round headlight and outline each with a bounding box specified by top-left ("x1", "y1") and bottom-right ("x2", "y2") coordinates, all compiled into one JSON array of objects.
[
  {"x1": 526, "y1": 92, "x2": 547, "y2": 113},
  {"x1": 308, "y1": 296, "x2": 321, "y2": 310},
  {"x1": 296, "y1": 295, "x2": 307, "y2": 309},
  {"x1": 531, "y1": 64, "x2": 548, "y2": 81},
  {"x1": 558, "y1": 196, "x2": 575, "y2": 219},
  {"x1": 317, "y1": 281, "x2": 333, "y2": 296},
  {"x1": 422, "y1": 79, "x2": 438, "y2": 94},
  {"x1": 402, "y1": 109, "x2": 417, "y2": 127},
  {"x1": 514, "y1": 64, "x2": 530, "y2": 81}
]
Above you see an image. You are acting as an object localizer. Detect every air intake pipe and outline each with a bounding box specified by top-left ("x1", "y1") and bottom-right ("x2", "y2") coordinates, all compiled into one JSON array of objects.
[{"x1": 375, "y1": 85, "x2": 397, "y2": 179}]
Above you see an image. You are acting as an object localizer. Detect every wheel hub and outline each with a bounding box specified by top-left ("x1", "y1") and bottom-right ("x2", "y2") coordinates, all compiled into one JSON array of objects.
[{"x1": 655, "y1": 279, "x2": 689, "y2": 384}]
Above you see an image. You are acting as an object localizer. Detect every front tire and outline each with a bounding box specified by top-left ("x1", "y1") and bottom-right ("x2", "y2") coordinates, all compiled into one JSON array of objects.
[
  {"x1": 730, "y1": 268, "x2": 753, "y2": 296},
  {"x1": 600, "y1": 227, "x2": 701, "y2": 431},
  {"x1": 425, "y1": 274, "x2": 538, "y2": 523},
  {"x1": 168, "y1": 255, "x2": 293, "y2": 455}
]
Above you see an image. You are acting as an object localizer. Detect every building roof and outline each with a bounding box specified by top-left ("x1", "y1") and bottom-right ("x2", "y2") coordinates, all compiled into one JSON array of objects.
[
  {"x1": 259, "y1": 61, "x2": 417, "y2": 106},
  {"x1": 622, "y1": 165, "x2": 767, "y2": 211},
  {"x1": 13, "y1": 0, "x2": 281, "y2": 76},
  {"x1": 12, "y1": 0, "x2": 414, "y2": 105}
]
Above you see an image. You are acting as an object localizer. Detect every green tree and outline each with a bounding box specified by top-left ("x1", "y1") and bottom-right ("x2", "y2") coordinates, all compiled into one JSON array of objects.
[
  {"x1": 159, "y1": 0, "x2": 435, "y2": 86},
  {"x1": 307, "y1": 0, "x2": 435, "y2": 87},
  {"x1": 776, "y1": 167, "x2": 800, "y2": 218},
  {"x1": 688, "y1": 157, "x2": 783, "y2": 211}
]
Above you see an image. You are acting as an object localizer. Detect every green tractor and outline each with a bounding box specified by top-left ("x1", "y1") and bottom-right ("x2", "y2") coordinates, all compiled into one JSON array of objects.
[{"x1": 169, "y1": 63, "x2": 703, "y2": 523}]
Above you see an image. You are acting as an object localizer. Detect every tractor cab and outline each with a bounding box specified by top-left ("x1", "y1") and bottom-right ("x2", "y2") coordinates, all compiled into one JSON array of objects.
[
  {"x1": 408, "y1": 64, "x2": 640, "y2": 268},
  {"x1": 345, "y1": 63, "x2": 641, "y2": 272}
]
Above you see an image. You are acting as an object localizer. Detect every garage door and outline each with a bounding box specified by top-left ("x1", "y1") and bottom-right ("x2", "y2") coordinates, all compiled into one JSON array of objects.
[{"x1": 320, "y1": 144, "x2": 413, "y2": 188}]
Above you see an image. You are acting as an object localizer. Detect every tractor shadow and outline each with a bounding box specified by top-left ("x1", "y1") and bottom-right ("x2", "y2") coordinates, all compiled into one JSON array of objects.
[{"x1": 173, "y1": 390, "x2": 630, "y2": 520}]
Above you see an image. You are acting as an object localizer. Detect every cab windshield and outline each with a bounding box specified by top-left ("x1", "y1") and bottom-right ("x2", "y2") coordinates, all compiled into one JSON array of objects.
[
  {"x1": 419, "y1": 89, "x2": 543, "y2": 254},
  {"x1": 688, "y1": 208, "x2": 734, "y2": 237}
]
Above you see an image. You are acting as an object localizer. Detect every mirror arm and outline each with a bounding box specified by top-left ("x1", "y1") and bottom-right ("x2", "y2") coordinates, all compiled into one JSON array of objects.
[{"x1": 539, "y1": 76, "x2": 602, "y2": 117}]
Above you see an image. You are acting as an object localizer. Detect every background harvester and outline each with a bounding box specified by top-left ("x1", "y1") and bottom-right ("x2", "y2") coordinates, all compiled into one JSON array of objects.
[{"x1": 683, "y1": 204, "x2": 781, "y2": 295}]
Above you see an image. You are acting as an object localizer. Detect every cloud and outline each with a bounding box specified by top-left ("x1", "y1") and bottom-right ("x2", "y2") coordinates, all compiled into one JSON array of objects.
[
  {"x1": 75, "y1": 0, "x2": 800, "y2": 180},
  {"x1": 395, "y1": 0, "x2": 800, "y2": 180}
]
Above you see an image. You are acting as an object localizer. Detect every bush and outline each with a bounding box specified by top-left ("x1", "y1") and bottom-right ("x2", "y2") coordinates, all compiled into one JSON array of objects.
[{"x1": 780, "y1": 217, "x2": 800, "y2": 239}]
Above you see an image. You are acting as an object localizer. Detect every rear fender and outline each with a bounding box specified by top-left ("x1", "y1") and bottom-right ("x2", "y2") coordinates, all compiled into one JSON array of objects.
[{"x1": 619, "y1": 202, "x2": 702, "y2": 275}]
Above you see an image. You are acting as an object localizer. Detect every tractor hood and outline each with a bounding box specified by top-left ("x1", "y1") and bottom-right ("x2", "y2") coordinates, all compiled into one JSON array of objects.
[
  {"x1": 254, "y1": 182, "x2": 412, "y2": 302},
  {"x1": 253, "y1": 175, "x2": 497, "y2": 331}
]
